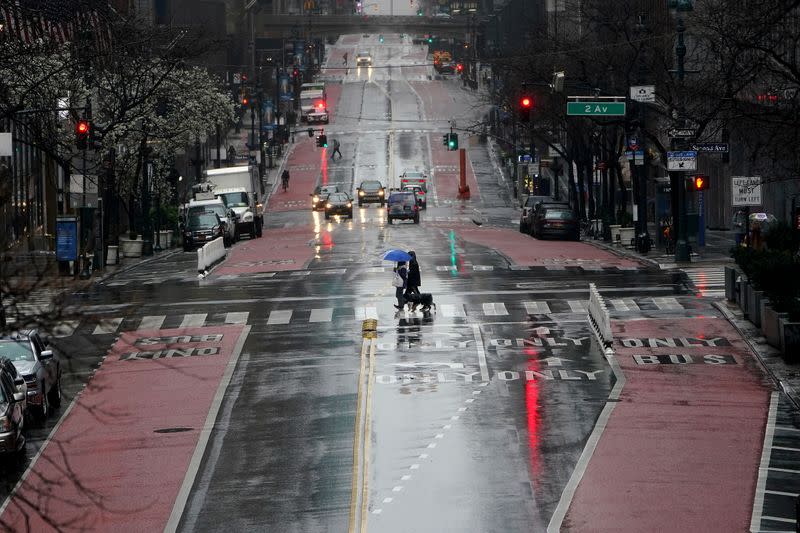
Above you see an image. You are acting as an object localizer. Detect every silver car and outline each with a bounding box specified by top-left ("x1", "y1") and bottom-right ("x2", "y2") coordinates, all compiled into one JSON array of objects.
[{"x1": 0, "y1": 330, "x2": 62, "y2": 422}]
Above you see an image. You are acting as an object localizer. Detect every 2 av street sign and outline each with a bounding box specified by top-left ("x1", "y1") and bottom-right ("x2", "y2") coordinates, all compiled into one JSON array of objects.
[
  {"x1": 567, "y1": 102, "x2": 626, "y2": 116},
  {"x1": 668, "y1": 128, "x2": 697, "y2": 138},
  {"x1": 690, "y1": 142, "x2": 729, "y2": 153},
  {"x1": 667, "y1": 151, "x2": 697, "y2": 171}
]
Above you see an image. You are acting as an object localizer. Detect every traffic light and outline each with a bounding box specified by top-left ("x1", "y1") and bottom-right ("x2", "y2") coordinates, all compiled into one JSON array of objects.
[
  {"x1": 447, "y1": 132, "x2": 458, "y2": 150},
  {"x1": 427, "y1": 36, "x2": 433, "y2": 44},
  {"x1": 456, "y1": 63, "x2": 463, "y2": 73},
  {"x1": 293, "y1": 68, "x2": 300, "y2": 79},
  {"x1": 379, "y1": 34, "x2": 384, "y2": 43},
  {"x1": 75, "y1": 119, "x2": 91, "y2": 150},
  {"x1": 442, "y1": 134, "x2": 448, "y2": 147},
  {"x1": 317, "y1": 134, "x2": 328, "y2": 148},
  {"x1": 518, "y1": 95, "x2": 533, "y2": 122},
  {"x1": 687, "y1": 175, "x2": 710, "y2": 191}
]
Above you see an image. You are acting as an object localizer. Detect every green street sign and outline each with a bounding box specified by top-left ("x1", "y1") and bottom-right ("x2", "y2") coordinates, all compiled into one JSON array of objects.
[{"x1": 567, "y1": 101, "x2": 626, "y2": 116}]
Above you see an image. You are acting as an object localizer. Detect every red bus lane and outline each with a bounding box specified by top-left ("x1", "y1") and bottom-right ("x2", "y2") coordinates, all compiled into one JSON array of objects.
[
  {"x1": 0, "y1": 325, "x2": 249, "y2": 533},
  {"x1": 561, "y1": 317, "x2": 771, "y2": 532}
]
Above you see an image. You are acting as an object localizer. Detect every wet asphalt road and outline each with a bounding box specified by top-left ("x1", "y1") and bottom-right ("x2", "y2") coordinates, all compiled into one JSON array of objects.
[{"x1": 2, "y1": 34, "x2": 778, "y2": 532}]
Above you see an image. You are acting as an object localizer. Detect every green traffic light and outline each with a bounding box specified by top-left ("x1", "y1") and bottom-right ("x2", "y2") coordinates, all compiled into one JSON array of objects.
[{"x1": 427, "y1": 37, "x2": 433, "y2": 43}]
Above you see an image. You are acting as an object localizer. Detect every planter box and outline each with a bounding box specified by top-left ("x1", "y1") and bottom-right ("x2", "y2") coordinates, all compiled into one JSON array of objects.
[
  {"x1": 740, "y1": 279, "x2": 750, "y2": 318},
  {"x1": 779, "y1": 318, "x2": 800, "y2": 364},
  {"x1": 619, "y1": 227, "x2": 635, "y2": 248},
  {"x1": 725, "y1": 266, "x2": 738, "y2": 301},
  {"x1": 119, "y1": 237, "x2": 143, "y2": 258},
  {"x1": 749, "y1": 289, "x2": 764, "y2": 328},
  {"x1": 763, "y1": 306, "x2": 789, "y2": 349},
  {"x1": 609, "y1": 225, "x2": 622, "y2": 245},
  {"x1": 156, "y1": 230, "x2": 173, "y2": 249}
]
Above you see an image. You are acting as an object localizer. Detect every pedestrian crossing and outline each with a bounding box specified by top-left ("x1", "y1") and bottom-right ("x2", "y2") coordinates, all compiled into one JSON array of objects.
[
  {"x1": 682, "y1": 267, "x2": 726, "y2": 297},
  {"x1": 4, "y1": 287, "x2": 60, "y2": 325},
  {"x1": 54, "y1": 295, "x2": 712, "y2": 337}
]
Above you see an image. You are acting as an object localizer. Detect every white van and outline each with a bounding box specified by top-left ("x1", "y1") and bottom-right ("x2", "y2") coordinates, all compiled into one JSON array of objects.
[
  {"x1": 299, "y1": 89, "x2": 328, "y2": 123},
  {"x1": 300, "y1": 82, "x2": 326, "y2": 99}
]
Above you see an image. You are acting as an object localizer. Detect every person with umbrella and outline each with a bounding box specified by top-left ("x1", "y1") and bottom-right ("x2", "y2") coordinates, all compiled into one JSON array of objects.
[
  {"x1": 405, "y1": 251, "x2": 421, "y2": 309},
  {"x1": 393, "y1": 261, "x2": 407, "y2": 310}
]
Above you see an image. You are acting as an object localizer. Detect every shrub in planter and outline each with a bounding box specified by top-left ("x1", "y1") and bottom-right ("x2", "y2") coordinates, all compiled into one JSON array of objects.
[
  {"x1": 128, "y1": 230, "x2": 139, "y2": 241},
  {"x1": 765, "y1": 221, "x2": 796, "y2": 253}
]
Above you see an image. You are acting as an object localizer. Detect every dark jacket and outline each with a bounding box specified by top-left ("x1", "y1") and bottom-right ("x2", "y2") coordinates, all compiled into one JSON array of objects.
[
  {"x1": 407, "y1": 259, "x2": 420, "y2": 287},
  {"x1": 396, "y1": 265, "x2": 408, "y2": 289}
]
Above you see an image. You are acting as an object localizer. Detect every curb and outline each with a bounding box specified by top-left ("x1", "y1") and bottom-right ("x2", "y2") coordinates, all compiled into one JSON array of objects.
[
  {"x1": 713, "y1": 300, "x2": 800, "y2": 410},
  {"x1": 583, "y1": 239, "x2": 659, "y2": 269}
]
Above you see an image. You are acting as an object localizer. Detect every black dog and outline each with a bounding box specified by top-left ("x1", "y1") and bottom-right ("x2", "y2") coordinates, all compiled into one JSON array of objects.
[{"x1": 404, "y1": 292, "x2": 436, "y2": 312}]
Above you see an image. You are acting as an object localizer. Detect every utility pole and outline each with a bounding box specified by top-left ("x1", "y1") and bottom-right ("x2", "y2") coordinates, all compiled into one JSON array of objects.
[{"x1": 634, "y1": 14, "x2": 651, "y2": 254}]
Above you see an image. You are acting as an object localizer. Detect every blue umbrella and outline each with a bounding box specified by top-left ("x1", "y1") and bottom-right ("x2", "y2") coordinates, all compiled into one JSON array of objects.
[{"x1": 382, "y1": 249, "x2": 412, "y2": 262}]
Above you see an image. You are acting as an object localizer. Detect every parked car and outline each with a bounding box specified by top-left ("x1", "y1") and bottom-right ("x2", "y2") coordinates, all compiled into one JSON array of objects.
[
  {"x1": 0, "y1": 357, "x2": 26, "y2": 414},
  {"x1": 0, "y1": 330, "x2": 61, "y2": 422},
  {"x1": 356, "y1": 51, "x2": 372, "y2": 66},
  {"x1": 0, "y1": 364, "x2": 25, "y2": 456},
  {"x1": 311, "y1": 185, "x2": 340, "y2": 211},
  {"x1": 356, "y1": 180, "x2": 386, "y2": 206},
  {"x1": 519, "y1": 195, "x2": 555, "y2": 233},
  {"x1": 183, "y1": 212, "x2": 225, "y2": 251},
  {"x1": 387, "y1": 191, "x2": 420, "y2": 224},
  {"x1": 527, "y1": 201, "x2": 570, "y2": 235},
  {"x1": 325, "y1": 192, "x2": 354, "y2": 219},
  {"x1": 184, "y1": 198, "x2": 237, "y2": 247},
  {"x1": 402, "y1": 184, "x2": 427, "y2": 209},
  {"x1": 531, "y1": 205, "x2": 580, "y2": 240}
]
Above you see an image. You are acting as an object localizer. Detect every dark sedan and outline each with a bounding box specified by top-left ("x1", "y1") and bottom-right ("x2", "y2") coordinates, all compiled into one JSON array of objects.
[
  {"x1": 311, "y1": 185, "x2": 339, "y2": 211},
  {"x1": 183, "y1": 213, "x2": 225, "y2": 251},
  {"x1": 356, "y1": 180, "x2": 385, "y2": 206},
  {"x1": 532, "y1": 206, "x2": 580, "y2": 240},
  {"x1": 324, "y1": 192, "x2": 353, "y2": 219}
]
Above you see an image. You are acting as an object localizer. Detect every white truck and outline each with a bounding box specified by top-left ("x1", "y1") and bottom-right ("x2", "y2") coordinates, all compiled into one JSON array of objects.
[
  {"x1": 204, "y1": 166, "x2": 264, "y2": 239},
  {"x1": 299, "y1": 89, "x2": 329, "y2": 124}
]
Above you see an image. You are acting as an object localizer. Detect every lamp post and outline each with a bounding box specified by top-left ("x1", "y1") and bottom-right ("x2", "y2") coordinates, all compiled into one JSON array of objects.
[
  {"x1": 668, "y1": 0, "x2": 693, "y2": 262},
  {"x1": 634, "y1": 14, "x2": 651, "y2": 254}
]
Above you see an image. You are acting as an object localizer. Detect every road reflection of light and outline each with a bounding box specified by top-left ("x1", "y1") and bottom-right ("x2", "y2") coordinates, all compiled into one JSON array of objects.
[
  {"x1": 360, "y1": 209, "x2": 368, "y2": 224},
  {"x1": 320, "y1": 230, "x2": 334, "y2": 250},
  {"x1": 448, "y1": 230, "x2": 463, "y2": 277},
  {"x1": 525, "y1": 359, "x2": 542, "y2": 476},
  {"x1": 312, "y1": 210, "x2": 322, "y2": 233}
]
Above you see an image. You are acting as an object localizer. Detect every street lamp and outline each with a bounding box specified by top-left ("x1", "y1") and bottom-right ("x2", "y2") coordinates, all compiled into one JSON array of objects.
[{"x1": 668, "y1": 0, "x2": 694, "y2": 262}]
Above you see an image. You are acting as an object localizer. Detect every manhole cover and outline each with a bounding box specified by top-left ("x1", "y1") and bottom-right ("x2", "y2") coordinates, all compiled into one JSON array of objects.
[{"x1": 154, "y1": 427, "x2": 193, "y2": 434}]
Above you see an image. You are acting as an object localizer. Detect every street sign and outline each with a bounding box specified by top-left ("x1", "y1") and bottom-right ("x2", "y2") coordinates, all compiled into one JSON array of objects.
[
  {"x1": 667, "y1": 151, "x2": 697, "y2": 171},
  {"x1": 732, "y1": 176, "x2": 762, "y2": 206},
  {"x1": 668, "y1": 128, "x2": 697, "y2": 138},
  {"x1": 0, "y1": 133, "x2": 11, "y2": 156},
  {"x1": 690, "y1": 142, "x2": 729, "y2": 153},
  {"x1": 567, "y1": 101, "x2": 626, "y2": 116},
  {"x1": 630, "y1": 85, "x2": 655, "y2": 103}
]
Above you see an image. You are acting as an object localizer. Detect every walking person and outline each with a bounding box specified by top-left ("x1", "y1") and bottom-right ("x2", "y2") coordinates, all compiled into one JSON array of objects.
[
  {"x1": 393, "y1": 261, "x2": 407, "y2": 310},
  {"x1": 342, "y1": 52, "x2": 348, "y2": 66},
  {"x1": 331, "y1": 138, "x2": 342, "y2": 160},
  {"x1": 404, "y1": 251, "x2": 421, "y2": 309}
]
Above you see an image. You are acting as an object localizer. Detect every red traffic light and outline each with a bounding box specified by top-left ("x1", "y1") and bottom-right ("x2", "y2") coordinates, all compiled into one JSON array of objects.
[
  {"x1": 456, "y1": 63, "x2": 463, "y2": 72},
  {"x1": 687, "y1": 175, "x2": 710, "y2": 191},
  {"x1": 76, "y1": 120, "x2": 90, "y2": 135},
  {"x1": 520, "y1": 96, "x2": 533, "y2": 108},
  {"x1": 242, "y1": 96, "x2": 249, "y2": 106}
]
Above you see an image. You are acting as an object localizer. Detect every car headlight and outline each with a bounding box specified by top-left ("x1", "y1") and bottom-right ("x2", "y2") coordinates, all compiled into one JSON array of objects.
[
  {"x1": 313, "y1": 196, "x2": 319, "y2": 202},
  {"x1": 347, "y1": 202, "x2": 352, "y2": 207},
  {"x1": 326, "y1": 203, "x2": 332, "y2": 208},
  {"x1": 378, "y1": 190, "x2": 384, "y2": 196},
  {"x1": 243, "y1": 212, "x2": 253, "y2": 222},
  {"x1": 359, "y1": 191, "x2": 365, "y2": 196}
]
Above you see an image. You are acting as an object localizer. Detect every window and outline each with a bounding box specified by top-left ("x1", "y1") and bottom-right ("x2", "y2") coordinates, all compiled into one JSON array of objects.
[
  {"x1": 0, "y1": 341, "x2": 34, "y2": 362},
  {"x1": 544, "y1": 209, "x2": 573, "y2": 220},
  {"x1": 219, "y1": 192, "x2": 248, "y2": 208}
]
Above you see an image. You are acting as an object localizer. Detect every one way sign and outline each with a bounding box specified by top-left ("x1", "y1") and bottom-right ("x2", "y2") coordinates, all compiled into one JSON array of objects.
[{"x1": 667, "y1": 151, "x2": 698, "y2": 171}]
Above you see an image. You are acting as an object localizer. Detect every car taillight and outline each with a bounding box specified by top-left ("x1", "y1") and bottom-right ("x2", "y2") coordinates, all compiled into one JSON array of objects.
[{"x1": 0, "y1": 416, "x2": 11, "y2": 432}]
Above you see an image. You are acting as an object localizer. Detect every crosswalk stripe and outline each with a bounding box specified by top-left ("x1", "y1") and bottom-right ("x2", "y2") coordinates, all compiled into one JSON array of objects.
[
  {"x1": 436, "y1": 265, "x2": 456, "y2": 272},
  {"x1": 440, "y1": 304, "x2": 465, "y2": 317},
  {"x1": 482, "y1": 302, "x2": 508, "y2": 316},
  {"x1": 354, "y1": 306, "x2": 379, "y2": 320},
  {"x1": 610, "y1": 298, "x2": 640, "y2": 312},
  {"x1": 567, "y1": 300, "x2": 587, "y2": 313},
  {"x1": 473, "y1": 265, "x2": 494, "y2": 271},
  {"x1": 652, "y1": 297, "x2": 682, "y2": 310},
  {"x1": 224, "y1": 312, "x2": 249, "y2": 325},
  {"x1": 93, "y1": 318, "x2": 123, "y2": 335},
  {"x1": 138, "y1": 315, "x2": 166, "y2": 330},
  {"x1": 52, "y1": 320, "x2": 79, "y2": 338},
  {"x1": 309, "y1": 308, "x2": 334, "y2": 322},
  {"x1": 180, "y1": 314, "x2": 207, "y2": 327},
  {"x1": 524, "y1": 301, "x2": 551, "y2": 314},
  {"x1": 267, "y1": 310, "x2": 293, "y2": 325}
]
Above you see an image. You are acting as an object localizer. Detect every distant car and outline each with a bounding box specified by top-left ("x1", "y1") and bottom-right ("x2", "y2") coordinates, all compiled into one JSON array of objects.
[
  {"x1": 532, "y1": 205, "x2": 580, "y2": 240},
  {"x1": 0, "y1": 363, "x2": 25, "y2": 456},
  {"x1": 387, "y1": 191, "x2": 420, "y2": 224},
  {"x1": 519, "y1": 195, "x2": 557, "y2": 233},
  {"x1": 436, "y1": 61, "x2": 455, "y2": 74},
  {"x1": 0, "y1": 330, "x2": 61, "y2": 422},
  {"x1": 356, "y1": 51, "x2": 372, "y2": 66},
  {"x1": 311, "y1": 185, "x2": 340, "y2": 210},
  {"x1": 325, "y1": 192, "x2": 353, "y2": 219},
  {"x1": 528, "y1": 201, "x2": 570, "y2": 236},
  {"x1": 183, "y1": 212, "x2": 225, "y2": 251},
  {"x1": 400, "y1": 170, "x2": 428, "y2": 192},
  {"x1": 357, "y1": 180, "x2": 386, "y2": 206},
  {"x1": 402, "y1": 184, "x2": 427, "y2": 209}
]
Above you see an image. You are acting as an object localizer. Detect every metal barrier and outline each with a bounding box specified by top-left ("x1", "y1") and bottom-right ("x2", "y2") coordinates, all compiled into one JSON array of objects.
[
  {"x1": 197, "y1": 237, "x2": 226, "y2": 276},
  {"x1": 587, "y1": 283, "x2": 613, "y2": 349}
]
